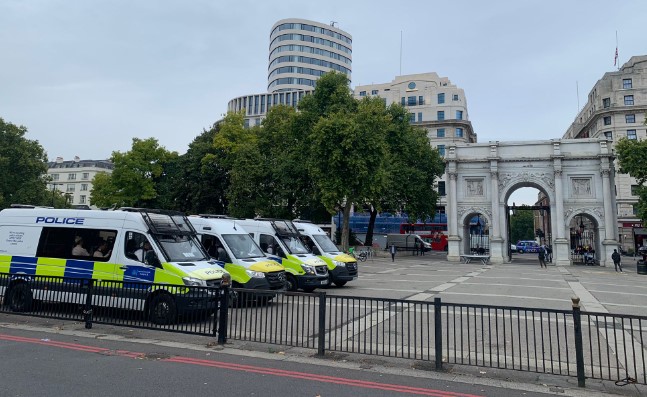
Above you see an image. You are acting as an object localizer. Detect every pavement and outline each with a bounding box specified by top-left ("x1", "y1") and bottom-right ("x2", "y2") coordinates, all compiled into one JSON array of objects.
[{"x1": 1, "y1": 251, "x2": 646, "y2": 396}]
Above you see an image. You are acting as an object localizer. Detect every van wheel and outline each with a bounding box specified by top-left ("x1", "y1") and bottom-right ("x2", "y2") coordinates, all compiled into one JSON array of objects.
[
  {"x1": 149, "y1": 293, "x2": 177, "y2": 325},
  {"x1": 285, "y1": 274, "x2": 297, "y2": 292},
  {"x1": 7, "y1": 283, "x2": 33, "y2": 312},
  {"x1": 333, "y1": 281, "x2": 347, "y2": 287},
  {"x1": 302, "y1": 287, "x2": 315, "y2": 293}
]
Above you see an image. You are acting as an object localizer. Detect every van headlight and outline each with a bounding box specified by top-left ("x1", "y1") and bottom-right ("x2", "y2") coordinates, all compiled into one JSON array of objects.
[
  {"x1": 301, "y1": 264, "x2": 316, "y2": 275},
  {"x1": 245, "y1": 270, "x2": 265, "y2": 278},
  {"x1": 182, "y1": 277, "x2": 207, "y2": 287},
  {"x1": 333, "y1": 260, "x2": 346, "y2": 267}
]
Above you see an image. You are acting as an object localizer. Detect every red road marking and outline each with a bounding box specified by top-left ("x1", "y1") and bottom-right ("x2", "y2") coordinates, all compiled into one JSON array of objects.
[{"x1": 0, "y1": 333, "x2": 483, "y2": 397}]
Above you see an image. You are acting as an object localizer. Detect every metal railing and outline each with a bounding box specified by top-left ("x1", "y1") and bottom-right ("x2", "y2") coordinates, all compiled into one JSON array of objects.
[{"x1": 1, "y1": 272, "x2": 645, "y2": 388}]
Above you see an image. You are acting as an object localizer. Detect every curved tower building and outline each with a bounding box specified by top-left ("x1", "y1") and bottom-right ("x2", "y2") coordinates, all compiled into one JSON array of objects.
[{"x1": 267, "y1": 18, "x2": 352, "y2": 92}]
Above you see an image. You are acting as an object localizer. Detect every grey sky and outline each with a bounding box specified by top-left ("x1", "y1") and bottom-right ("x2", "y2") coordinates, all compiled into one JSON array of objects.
[{"x1": 2, "y1": 1, "x2": 646, "y2": 205}]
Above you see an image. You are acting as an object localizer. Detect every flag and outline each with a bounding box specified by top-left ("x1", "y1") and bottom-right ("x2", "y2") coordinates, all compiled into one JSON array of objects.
[{"x1": 614, "y1": 47, "x2": 618, "y2": 66}]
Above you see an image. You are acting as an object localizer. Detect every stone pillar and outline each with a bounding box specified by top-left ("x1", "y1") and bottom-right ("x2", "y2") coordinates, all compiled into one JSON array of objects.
[
  {"x1": 489, "y1": 170, "x2": 504, "y2": 262},
  {"x1": 553, "y1": 168, "x2": 570, "y2": 266},
  {"x1": 447, "y1": 170, "x2": 460, "y2": 262}
]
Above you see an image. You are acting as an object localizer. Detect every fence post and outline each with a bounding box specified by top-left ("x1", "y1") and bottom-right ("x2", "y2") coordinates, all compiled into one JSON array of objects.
[
  {"x1": 434, "y1": 297, "x2": 442, "y2": 370},
  {"x1": 217, "y1": 286, "x2": 229, "y2": 344},
  {"x1": 317, "y1": 291, "x2": 326, "y2": 356},
  {"x1": 572, "y1": 296, "x2": 586, "y2": 387},
  {"x1": 83, "y1": 279, "x2": 94, "y2": 329}
]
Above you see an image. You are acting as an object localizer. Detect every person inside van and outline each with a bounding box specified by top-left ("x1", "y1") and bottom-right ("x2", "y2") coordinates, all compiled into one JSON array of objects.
[
  {"x1": 93, "y1": 240, "x2": 112, "y2": 259},
  {"x1": 72, "y1": 236, "x2": 90, "y2": 256},
  {"x1": 135, "y1": 241, "x2": 152, "y2": 262}
]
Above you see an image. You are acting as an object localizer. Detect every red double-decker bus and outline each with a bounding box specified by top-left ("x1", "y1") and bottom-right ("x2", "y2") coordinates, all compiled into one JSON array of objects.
[{"x1": 400, "y1": 223, "x2": 448, "y2": 251}]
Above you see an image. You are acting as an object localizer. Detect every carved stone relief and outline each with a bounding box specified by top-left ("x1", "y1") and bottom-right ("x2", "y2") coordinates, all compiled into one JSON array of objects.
[
  {"x1": 498, "y1": 171, "x2": 555, "y2": 192},
  {"x1": 465, "y1": 179, "x2": 484, "y2": 196},
  {"x1": 457, "y1": 206, "x2": 492, "y2": 221},
  {"x1": 571, "y1": 178, "x2": 592, "y2": 197}
]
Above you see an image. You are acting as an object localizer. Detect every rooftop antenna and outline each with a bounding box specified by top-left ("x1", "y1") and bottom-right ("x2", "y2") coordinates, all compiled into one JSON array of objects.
[
  {"x1": 330, "y1": 21, "x2": 337, "y2": 27},
  {"x1": 399, "y1": 30, "x2": 403, "y2": 75}
]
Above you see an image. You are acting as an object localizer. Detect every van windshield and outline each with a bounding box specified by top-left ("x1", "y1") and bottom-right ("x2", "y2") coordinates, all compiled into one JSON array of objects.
[
  {"x1": 280, "y1": 236, "x2": 309, "y2": 254},
  {"x1": 222, "y1": 234, "x2": 264, "y2": 259},
  {"x1": 157, "y1": 235, "x2": 208, "y2": 262},
  {"x1": 312, "y1": 234, "x2": 339, "y2": 253}
]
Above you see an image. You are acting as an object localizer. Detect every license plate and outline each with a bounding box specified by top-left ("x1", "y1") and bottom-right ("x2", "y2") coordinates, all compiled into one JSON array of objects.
[{"x1": 320, "y1": 280, "x2": 328, "y2": 285}]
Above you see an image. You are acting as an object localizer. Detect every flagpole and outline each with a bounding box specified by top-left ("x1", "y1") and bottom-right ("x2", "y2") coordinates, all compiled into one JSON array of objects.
[{"x1": 615, "y1": 31, "x2": 619, "y2": 70}]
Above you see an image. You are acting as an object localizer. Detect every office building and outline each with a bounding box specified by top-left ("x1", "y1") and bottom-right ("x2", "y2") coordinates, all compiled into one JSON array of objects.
[{"x1": 562, "y1": 55, "x2": 647, "y2": 253}]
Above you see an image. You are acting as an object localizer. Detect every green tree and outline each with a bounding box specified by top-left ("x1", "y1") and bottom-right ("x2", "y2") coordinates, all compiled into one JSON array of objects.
[
  {"x1": 306, "y1": 93, "x2": 389, "y2": 251},
  {"x1": 170, "y1": 124, "x2": 229, "y2": 214},
  {"x1": 510, "y1": 206, "x2": 535, "y2": 243},
  {"x1": 0, "y1": 118, "x2": 50, "y2": 208},
  {"x1": 90, "y1": 138, "x2": 177, "y2": 208},
  {"x1": 615, "y1": 137, "x2": 647, "y2": 222}
]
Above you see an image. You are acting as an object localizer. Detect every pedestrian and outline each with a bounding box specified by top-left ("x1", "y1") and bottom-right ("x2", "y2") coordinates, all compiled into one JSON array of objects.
[
  {"x1": 611, "y1": 249, "x2": 622, "y2": 272},
  {"x1": 538, "y1": 245, "x2": 547, "y2": 268},
  {"x1": 390, "y1": 244, "x2": 397, "y2": 262},
  {"x1": 414, "y1": 240, "x2": 419, "y2": 256}
]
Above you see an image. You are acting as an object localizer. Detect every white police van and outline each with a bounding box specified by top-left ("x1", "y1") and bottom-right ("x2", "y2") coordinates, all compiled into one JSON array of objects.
[{"x1": 0, "y1": 206, "x2": 231, "y2": 324}]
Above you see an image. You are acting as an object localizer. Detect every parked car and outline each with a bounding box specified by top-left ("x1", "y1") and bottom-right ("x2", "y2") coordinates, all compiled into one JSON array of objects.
[
  {"x1": 516, "y1": 240, "x2": 540, "y2": 253},
  {"x1": 511, "y1": 243, "x2": 518, "y2": 253}
]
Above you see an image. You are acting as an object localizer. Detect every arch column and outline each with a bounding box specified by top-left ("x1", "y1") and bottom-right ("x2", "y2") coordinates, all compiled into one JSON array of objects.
[
  {"x1": 447, "y1": 170, "x2": 460, "y2": 262},
  {"x1": 489, "y1": 170, "x2": 504, "y2": 262},
  {"x1": 552, "y1": 167, "x2": 570, "y2": 266}
]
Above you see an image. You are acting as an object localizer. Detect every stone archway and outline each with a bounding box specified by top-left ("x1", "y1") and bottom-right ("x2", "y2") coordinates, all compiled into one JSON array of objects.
[{"x1": 445, "y1": 139, "x2": 618, "y2": 266}]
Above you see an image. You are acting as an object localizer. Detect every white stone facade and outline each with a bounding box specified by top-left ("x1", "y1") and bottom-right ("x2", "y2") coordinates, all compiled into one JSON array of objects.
[
  {"x1": 445, "y1": 139, "x2": 618, "y2": 266},
  {"x1": 563, "y1": 55, "x2": 647, "y2": 253},
  {"x1": 47, "y1": 157, "x2": 113, "y2": 209}
]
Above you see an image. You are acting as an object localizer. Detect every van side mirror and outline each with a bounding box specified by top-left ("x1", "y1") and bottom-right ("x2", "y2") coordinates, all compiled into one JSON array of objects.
[
  {"x1": 145, "y1": 251, "x2": 162, "y2": 268},
  {"x1": 312, "y1": 246, "x2": 321, "y2": 256}
]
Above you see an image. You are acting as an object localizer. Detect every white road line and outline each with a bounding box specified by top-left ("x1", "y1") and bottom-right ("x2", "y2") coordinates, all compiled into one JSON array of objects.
[
  {"x1": 476, "y1": 276, "x2": 566, "y2": 283},
  {"x1": 439, "y1": 292, "x2": 571, "y2": 303},
  {"x1": 377, "y1": 269, "x2": 399, "y2": 274},
  {"x1": 459, "y1": 282, "x2": 571, "y2": 290},
  {"x1": 430, "y1": 283, "x2": 456, "y2": 292},
  {"x1": 406, "y1": 293, "x2": 433, "y2": 301},
  {"x1": 568, "y1": 281, "x2": 608, "y2": 313},
  {"x1": 586, "y1": 290, "x2": 647, "y2": 298},
  {"x1": 450, "y1": 277, "x2": 470, "y2": 283},
  {"x1": 581, "y1": 281, "x2": 647, "y2": 290}
]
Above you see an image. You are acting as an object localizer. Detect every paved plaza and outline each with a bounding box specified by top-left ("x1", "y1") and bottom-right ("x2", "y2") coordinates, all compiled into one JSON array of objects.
[{"x1": 327, "y1": 250, "x2": 647, "y2": 316}]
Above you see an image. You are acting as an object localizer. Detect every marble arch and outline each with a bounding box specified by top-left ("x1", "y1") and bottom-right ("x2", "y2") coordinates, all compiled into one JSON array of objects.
[{"x1": 444, "y1": 139, "x2": 618, "y2": 266}]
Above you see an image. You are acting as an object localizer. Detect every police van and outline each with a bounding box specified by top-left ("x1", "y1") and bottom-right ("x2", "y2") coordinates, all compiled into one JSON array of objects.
[
  {"x1": 293, "y1": 220, "x2": 357, "y2": 287},
  {"x1": 188, "y1": 215, "x2": 286, "y2": 291},
  {"x1": 0, "y1": 206, "x2": 231, "y2": 324},
  {"x1": 235, "y1": 219, "x2": 328, "y2": 292}
]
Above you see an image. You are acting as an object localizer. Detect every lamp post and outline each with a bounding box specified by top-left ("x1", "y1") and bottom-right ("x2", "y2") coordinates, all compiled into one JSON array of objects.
[{"x1": 51, "y1": 183, "x2": 62, "y2": 207}]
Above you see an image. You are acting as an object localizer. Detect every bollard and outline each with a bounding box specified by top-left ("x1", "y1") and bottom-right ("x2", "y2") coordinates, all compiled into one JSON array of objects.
[
  {"x1": 217, "y1": 286, "x2": 229, "y2": 344},
  {"x1": 83, "y1": 279, "x2": 94, "y2": 329},
  {"x1": 434, "y1": 297, "x2": 443, "y2": 370},
  {"x1": 572, "y1": 296, "x2": 585, "y2": 387},
  {"x1": 317, "y1": 291, "x2": 326, "y2": 356}
]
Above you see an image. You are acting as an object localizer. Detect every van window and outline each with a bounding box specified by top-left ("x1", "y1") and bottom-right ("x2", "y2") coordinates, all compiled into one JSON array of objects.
[
  {"x1": 125, "y1": 232, "x2": 149, "y2": 262},
  {"x1": 201, "y1": 235, "x2": 229, "y2": 262},
  {"x1": 156, "y1": 234, "x2": 207, "y2": 262},
  {"x1": 37, "y1": 227, "x2": 117, "y2": 262},
  {"x1": 223, "y1": 234, "x2": 264, "y2": 259}
]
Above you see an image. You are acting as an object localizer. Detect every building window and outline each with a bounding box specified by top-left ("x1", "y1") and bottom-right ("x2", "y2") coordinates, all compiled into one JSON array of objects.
[
  {"x1": 437, "y1": 93, "x2": 445, "y2": 104},
  {"x1": 437, "y1": 128, "x2": 445, "y2": 138},
  {"x1": 408, "y1": 82, "x2": 416, "y2": 89},
  {"x1": 625, "y1": 114, "x2": 635, "y2": 123},
  {"x1": 418, "y1": 96, "x2": 424, "y2": 105},
  {"x1": 409, "y1": 113, "x2": 415, "y2": 123},
  {"x1": 243, "y1": 119, "x2": 250, "y2": 128},
  {"x1": 456, "y1": 128, "x2": 464, "y2": 137},
  {"x1": 602, "y1": 98, "x2": 610, "y2": 108},
  {"x1": 623, "y1": 78, "x2": 632, "y2": 89},
  {"x1": 417, "y1": 112, "x2": 422, "y2": 122},
  {"x1": 407, "y1": 96, "x2": 417, "y2": 106},
  {"x1": 81, "y1": 184, "x2": 88, "y2": 191},
  {"x1": 627, "y1": 129, "x2": 637, "y2": 140},
  {"x1": 604, "y1": 131, "x2": 612, "y2": 140},
  {"x1": 359, "y1": 91, "x2": 366, "y2": 96},
  {"x1": 67, "y1": 195, "x2": 74, "y2": 204},
  {"x1": 438, "y1": 181, "x2": 446, "y2": 196},
  {"x1": 80, "y1": 195, "x2": 86, "y2": 204},
  {"x1": 68, "y1": 173, "x2": 76, "y2": 180},
  {"x1": 371, "y1": 90, "x2": 378, "y2": 95},
  {"x1": 603, "y1": 116, "x2": 611, "y2": 125},
  {"x1": 437, "y1": 145, "x2": 445, "y2": 156},
  {"x1": 456, "y1": 110, "x2": 463, "y2": 120},
  {"x1": 82, "y1": 172, "x2": 89, "y2": 180},
  {"x1": 633, "y1": 205, "x2": 638, "y2": 215},
  {"x1": 255, "y1": 118, "x2": 261, "y2": 126},
  {"x1": 453, "y1": 94, "x2": 459, "y2": 101},
  {"x1": 624, "y1": 95, "x2": 634, "y2": 105},
  {"x1": 66, "y1": 184, "x2": 75, "y2": 192},
  {"x1": 401, "y1": 97, "x2": 405, "y2": 106},
  {"x1": 437, "y1": 111, "x2": 445, "y2": 121},
  {"x1": 51, "y1": 174, "x2": 59, "y2": 181}
]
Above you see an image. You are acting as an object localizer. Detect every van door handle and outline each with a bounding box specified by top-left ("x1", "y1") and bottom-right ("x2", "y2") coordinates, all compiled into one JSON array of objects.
[{"x1": 119, "y1": 266, "x2": 128, "y2": 270}]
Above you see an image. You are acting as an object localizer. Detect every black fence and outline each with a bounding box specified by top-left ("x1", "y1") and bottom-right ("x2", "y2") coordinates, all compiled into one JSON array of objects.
[{"x1": 1, "y1": 273, "x2": 645, "y2": 388}]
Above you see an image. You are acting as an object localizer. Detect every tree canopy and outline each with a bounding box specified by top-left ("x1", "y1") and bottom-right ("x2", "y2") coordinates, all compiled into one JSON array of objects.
[
  {"x1": 0, "y1": 118, "x2": 50, "y2": 208},
  {"x1": 615, "y1": 137, "x2": 647, "y2": 222}
]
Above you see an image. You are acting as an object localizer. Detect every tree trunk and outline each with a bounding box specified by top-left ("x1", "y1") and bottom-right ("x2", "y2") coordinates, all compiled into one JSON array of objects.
[
  {"x1": 364, "y1": 207, "x2": 378, "y2": 247},
  {"x1": 341, "y1": 204, "x2": 352, "y2": 252}
]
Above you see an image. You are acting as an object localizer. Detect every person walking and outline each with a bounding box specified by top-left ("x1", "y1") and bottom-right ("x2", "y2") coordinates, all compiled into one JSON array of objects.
[
  {"x1": 538, "y1": 245, "x2": 547, "y2": 268},
  {"x1": 611, "y1": 249, "x2": 623, "y2": 272},
  {"x1": 390, "y1": 244, "x2": 397, "y2": 262}
]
